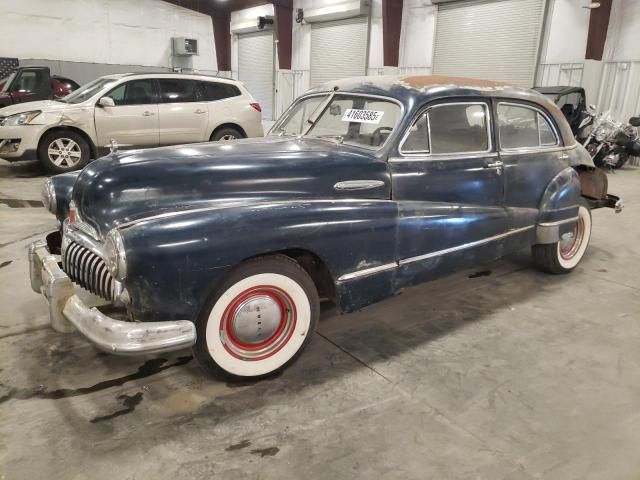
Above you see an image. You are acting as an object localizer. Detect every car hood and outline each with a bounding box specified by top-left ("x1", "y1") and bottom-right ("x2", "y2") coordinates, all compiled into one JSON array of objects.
[
  {"x1": 71, "y1": 137, "x2": 390, "y2": 237},
  {"x1": 0, "y1": 99, "x2": 77, "y2": 116}
]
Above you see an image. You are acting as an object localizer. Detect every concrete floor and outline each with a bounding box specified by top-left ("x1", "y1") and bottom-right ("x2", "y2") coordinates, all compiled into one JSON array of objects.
[{"x1": 0, "y1": 159, "x2": 639, "y2": 480}]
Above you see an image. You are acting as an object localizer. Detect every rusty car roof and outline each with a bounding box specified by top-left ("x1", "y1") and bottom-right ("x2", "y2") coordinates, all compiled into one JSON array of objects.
[{"x1": 306, "y1": 75, "x2": 576, "y2": 146}]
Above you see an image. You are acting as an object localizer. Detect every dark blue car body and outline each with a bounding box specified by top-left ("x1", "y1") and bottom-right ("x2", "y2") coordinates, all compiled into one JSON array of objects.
[{"x1": 47, "y1": 75, "x2": 610, "y2": 324}]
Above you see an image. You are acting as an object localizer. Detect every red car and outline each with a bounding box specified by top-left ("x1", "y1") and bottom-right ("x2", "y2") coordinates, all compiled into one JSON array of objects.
[{"x1": 0, "y1": 67, "x2": 79, "y2": 108}]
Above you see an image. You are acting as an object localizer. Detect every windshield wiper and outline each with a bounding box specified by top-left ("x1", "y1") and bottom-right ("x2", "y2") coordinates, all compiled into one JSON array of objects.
[{"x1": 302, "y1": 92, "x2": 335, "y2": 136}]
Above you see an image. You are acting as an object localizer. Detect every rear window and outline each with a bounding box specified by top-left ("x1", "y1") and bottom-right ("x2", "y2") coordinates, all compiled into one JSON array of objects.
[
  {"x1": 498, "y1": 103, "x2": 558, "y2": 149},
  {"x1": 197, "y1": 81, "x2": 241, "y2": 101},
  {"x1": 158, "y1": 79, "x2": 198, "y2": 103}
]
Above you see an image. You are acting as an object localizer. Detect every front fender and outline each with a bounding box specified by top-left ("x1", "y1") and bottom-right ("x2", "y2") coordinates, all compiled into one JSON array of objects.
[
  {"x1": 536, "y1": 167, "x2": 581, "y2": 244},
  {"x1": 50, "y1": 171, "x2": 80, "y2": 223},
  {"x1": 119, "y1": 200, "x2": 398, "y2": 321}
]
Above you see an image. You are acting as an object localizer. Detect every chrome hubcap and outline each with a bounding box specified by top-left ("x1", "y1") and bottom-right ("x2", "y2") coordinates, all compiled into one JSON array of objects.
[
  {"x1": 48, "y1": 138, "x2": 81, "y2": 167},
  {"x1": 560, "y1": 217, "x2": 585, "y2": 260},
  {"x1": 220, "y1": 134, "x2": 236, "y2": 141},
  {"x1": 231, "y1": 295, "x2": 282, "y2": 345},
  {"x1": 220, "y1": 286, "x2": 297, "y2": 360}
]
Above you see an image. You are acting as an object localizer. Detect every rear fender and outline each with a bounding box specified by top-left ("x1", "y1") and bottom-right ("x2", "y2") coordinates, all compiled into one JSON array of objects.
[{"x1": 536, "y1": 167, "x2": 581, "y2": 244}]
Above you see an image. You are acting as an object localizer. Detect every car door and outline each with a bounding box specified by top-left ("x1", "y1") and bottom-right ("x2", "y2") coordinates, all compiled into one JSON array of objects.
[
  {"x1": 157, "y1": 78, "x2": 209, "y2": 145},
  {"x1": 495, "y1": 101, "x2": 565, "y2": 227},
  {"x1": 390, "y1": 100, "x2": 509, "y2": 286},
  {"x1": 7, "y1": 68, "x2": 51, "y2": 104},
  {"x1": 94, "y1": 78, "x2": 159, "y2": 148},
  {"x1": 196, "y1": 80, "x2": 243, "y2": 139}
]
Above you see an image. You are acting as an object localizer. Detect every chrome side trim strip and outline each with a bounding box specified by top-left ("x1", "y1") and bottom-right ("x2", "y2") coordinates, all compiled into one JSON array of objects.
[
  {"x1": 398, "y1": 225, "x2": 535, "y2": 266},
  {"x1": 338, "y1": 225, "x2": 536, "y2": 282},
  {"x1": 538, "y1": 216, "x2": 579, "y2": 227},
  {"x1": 334, "y1": 180, "x2": 385, "y2": 191},
  {"x1": 116, "y1": 199, "x2": 393, "y2": 230},
  {"x1": 337, "y1": 262, "x2": 398, "y2": 282}
]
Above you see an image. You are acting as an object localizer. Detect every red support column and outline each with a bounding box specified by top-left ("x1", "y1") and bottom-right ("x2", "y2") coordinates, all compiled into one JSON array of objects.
[
  {"x1": 274, "y1": 5, "x2": 293, "y2": 70},
  {"x1": 212, "y1": 13, "x2": 231, "y2": 72},
  {"x1": 585, "y1": 0, "x2": 612, "y2": 61},
  {"x1": 382, "y1": 0, "x2": 403, "y2": 67}
]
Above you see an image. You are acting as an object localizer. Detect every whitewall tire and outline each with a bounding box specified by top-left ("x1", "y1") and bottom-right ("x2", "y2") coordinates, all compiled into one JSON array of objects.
[
  {"x1": 533, "y1": 202, "x2": 592, "y2": 274},
  {"x1": 193, "y1": 256, "x2": 319, "y2": 379}
]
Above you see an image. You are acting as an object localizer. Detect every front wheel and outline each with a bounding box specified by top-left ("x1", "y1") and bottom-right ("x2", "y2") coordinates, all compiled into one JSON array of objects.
[
  {"x1": 193, "y1": 255, "x2": 319, "y2": 380},
  {"x1": 532, "y1": 202, "x2": 592, "y2": 274},
  {"x1": 38, "y1": 130, "x2": 90, "y2": 173}
]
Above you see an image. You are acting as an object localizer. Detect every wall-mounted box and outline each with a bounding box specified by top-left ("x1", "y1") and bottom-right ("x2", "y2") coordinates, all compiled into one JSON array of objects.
[{"x1": 172, "y1": 37, "x2": 198, "y2": 56}]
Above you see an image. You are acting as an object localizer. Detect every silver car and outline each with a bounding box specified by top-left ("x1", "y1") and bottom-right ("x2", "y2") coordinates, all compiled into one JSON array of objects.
[{"x1": 0, "y1": 73, "x2": 264, "y2": 172}]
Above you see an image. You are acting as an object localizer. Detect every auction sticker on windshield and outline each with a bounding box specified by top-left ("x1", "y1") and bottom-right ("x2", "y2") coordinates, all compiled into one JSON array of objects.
[{"x1": 341, "y1": 109, "x2": 384, "y2": 124}]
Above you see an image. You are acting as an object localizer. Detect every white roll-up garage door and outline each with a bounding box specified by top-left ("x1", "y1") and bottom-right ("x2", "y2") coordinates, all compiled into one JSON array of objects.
[
  {"x1": 238, "y1": 30, "x2": 274, "y2": 120},
  {"x1": 310, "y1": 16, "x2": 369, "y2": 88},
  {"x1": 433, "y1": 0, "x2": 546, "y2": 87}
]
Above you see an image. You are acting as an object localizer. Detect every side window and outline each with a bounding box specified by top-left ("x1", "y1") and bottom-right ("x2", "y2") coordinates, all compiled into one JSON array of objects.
[
  {"x1": 538, "y1": 114, "x2": 557, "y2": 145},
  {"x1": 158, "y1": 79, "x2": 197, "y2": 103},
  {"x1": 401, "y1": 113, "x2": 429, "y2": 153},
  {"x1": 498, "y1": 103, "x2": 558, "y2": 149},
  {"x1": 428, "y1": 104, "x2": 489, "y2": 154},
  {"x1": 106, "y1": 79, "x2": 155, "y2": 106},
  {"x1": 11, "y1": 70, "x2": 48, "y2": 93},
  {"x1": 197, "y1": 81, "x2": 241, "y2": 101}
]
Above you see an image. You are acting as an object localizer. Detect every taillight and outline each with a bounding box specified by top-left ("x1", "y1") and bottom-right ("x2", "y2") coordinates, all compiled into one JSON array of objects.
[{"x1": 250, "y1": 102, "x2": 262, "y2": 113}]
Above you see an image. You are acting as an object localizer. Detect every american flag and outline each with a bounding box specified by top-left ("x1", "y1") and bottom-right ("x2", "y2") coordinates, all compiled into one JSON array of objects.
[{"x1": 0, "y1": 57, "x2": 18, "y2": 80}]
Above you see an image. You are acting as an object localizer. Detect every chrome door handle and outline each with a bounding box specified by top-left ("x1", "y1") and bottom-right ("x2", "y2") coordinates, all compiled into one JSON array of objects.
[
  {"x1": 142, "y1": 111, "x2": 155, "y2": 117},
  {"x1": 194, "y1": 109, "x2": 207, "y2": 114},
  {"x1": 334, "y1": 180, "x2": 385, "y2": 191},
  {"x1": 485, "y1": 160, "x2": 503, "y2": 176},
  {"x1": 560, "y1": 154, "x2": 569, "y2": 160}
]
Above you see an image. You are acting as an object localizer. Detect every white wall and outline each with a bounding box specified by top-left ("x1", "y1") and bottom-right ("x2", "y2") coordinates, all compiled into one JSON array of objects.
[
  {"x1": 0, "y1": 0, "x2": 216, "y2": 72},
  {"x1": 596, "y1": 0, "x2": 640, "y2": 121},
  {"x1": 398, "y1": 0, "x2": 437, "y2": 76},
  {"x1": 537, "y1": 0, "x2": 589, "y2": 87}
]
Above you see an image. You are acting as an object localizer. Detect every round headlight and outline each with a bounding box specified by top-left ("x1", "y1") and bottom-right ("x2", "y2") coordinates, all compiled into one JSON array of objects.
[
  {"x1": 41, "y1": 178, "x2": 57, "y2": 214},
  {"x1": 104, "y1": 229, "x2": 127, "y2": 280}
]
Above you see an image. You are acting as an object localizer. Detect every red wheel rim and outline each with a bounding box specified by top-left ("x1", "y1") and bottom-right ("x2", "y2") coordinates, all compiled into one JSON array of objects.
[
  {"x1": 560, "y1": 216, "x2": 585, "y2": 260},
  {"x1": 219, "y1": 285, "x2": 297, "y2": 361}
]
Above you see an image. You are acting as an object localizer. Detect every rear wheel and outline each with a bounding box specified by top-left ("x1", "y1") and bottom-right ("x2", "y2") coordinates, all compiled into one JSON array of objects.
[
  {"x1": 210, "y1": 127, "x2": 243, "y2": 142},
  {"x1": 193, "y1": 256, "x2": 319, "y2": 380},
  {"x1": 38, "y1": 130, "x2": 90, "y2": 173},
  {"x1": 532, "y1": 202, "x2": 592, "y2": 274}
]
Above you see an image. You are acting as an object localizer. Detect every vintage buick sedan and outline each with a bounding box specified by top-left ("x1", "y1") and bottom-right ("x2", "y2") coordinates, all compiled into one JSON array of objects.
[{"x1": 30, "y1": 75, "x2": 622, "y2": 378}]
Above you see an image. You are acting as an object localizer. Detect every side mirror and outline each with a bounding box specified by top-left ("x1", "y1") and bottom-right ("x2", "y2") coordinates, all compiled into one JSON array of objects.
[
  {"x1": 588, "y1": 104, "x2": 596, "y2": 112},
  {"x1": 98, "y1": 97, "x2": 115, "y2": 108},
  {"x1": 629, "y1": 116, "x2": 640, "y2": 127}
]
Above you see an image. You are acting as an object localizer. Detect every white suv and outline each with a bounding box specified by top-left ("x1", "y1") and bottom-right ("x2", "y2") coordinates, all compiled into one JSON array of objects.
[{"x1": 0, "y1": 73, "x2": 264, "y2": 172}]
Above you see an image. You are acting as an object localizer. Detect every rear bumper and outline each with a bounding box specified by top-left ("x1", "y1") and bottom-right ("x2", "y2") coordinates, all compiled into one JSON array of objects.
[
  {"x1": 591, "y1": 194, "x2": 624, "y2": 213},
  {"x1": 28, "y1": 235, "x2": 196, "y2": 355}
]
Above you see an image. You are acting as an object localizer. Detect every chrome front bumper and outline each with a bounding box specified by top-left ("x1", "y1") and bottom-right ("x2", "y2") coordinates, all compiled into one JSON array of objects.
[{"x1": 28, "y1": 238, "x2": 196, "y2": 355}]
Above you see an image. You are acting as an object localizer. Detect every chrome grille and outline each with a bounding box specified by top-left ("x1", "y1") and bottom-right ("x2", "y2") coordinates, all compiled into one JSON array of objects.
[{"x1": 62, "y1": 241, "x2": 115, "y2": 301}]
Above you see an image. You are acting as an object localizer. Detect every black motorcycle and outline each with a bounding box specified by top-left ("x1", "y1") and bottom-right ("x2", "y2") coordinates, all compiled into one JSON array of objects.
[{"x1": 582, "y1": 112, "x2": 640, "y2": 169}]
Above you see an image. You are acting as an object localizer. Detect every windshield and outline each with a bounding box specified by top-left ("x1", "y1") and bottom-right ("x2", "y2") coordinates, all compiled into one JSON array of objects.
[
  {"x1": 60, "y1": 77, "x2": 119, "y2": 104},
  {"x1": 0, "y1": 72, "x2": 16, "y2": 92},
  {"x1": 270, "y1": 93, "x2": 403, "y2": 149}
]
